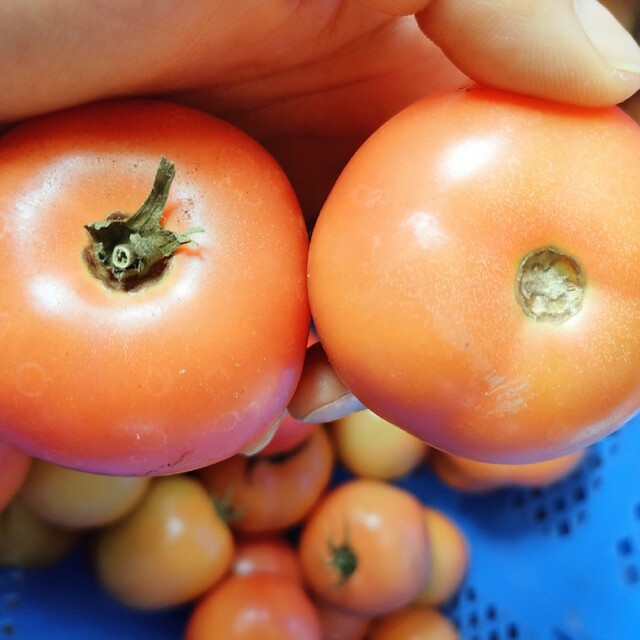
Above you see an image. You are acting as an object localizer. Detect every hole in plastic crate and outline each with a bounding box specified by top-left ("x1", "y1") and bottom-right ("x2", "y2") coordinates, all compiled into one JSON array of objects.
[
  {"x1": 464, "y1": 586, "x2": 477, "y2": 602},
  {"x1": 486, "y1": 605, "x2": 497, "y2": 621},
  {"x1": 617, "y1": 537, "x2": 634, "y2": 556},
  {"x1": 572, "y1": 486, "x2": 587, "y2": 502},
  {"x1": 507, "y1": 623, "x2": 520, "y2": 638},
  {"x1": 1, "y1": 622, "x2": 13, "y2": 637},
  {"x1": 587, "y1": 452, "x2": 603, "y2": 469},
  {"x1": 534, "y1": 506, "x2": 548, "y2": 522},
  {"x1": 489, "y1": 631, "x2": 500, "y2": 640},
  {"x1": 468, "y1": 611, "x2": 479, "y2": 627},
  {"x1": 624, "y1": 565, "x2": 639, "y2": 584}
]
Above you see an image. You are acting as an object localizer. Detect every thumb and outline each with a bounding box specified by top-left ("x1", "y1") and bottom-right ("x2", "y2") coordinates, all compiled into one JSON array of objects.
[{"x1": 416, "y1": 0, "x2": 640, "y2": 106}]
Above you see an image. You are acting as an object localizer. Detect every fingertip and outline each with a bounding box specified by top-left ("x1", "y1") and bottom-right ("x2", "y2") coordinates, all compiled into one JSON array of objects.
[{"x1": 416, "y1": 0, "x2": 640, "y2": 107}]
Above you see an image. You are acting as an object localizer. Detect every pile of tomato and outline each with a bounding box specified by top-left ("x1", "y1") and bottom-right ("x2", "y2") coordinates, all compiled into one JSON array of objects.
[
  {"x1": 1, "y1": 407, "x2": 588, "y2": 639},
  {"x1": 2, "y1": 84, "x2": 640, "y2": 638}
]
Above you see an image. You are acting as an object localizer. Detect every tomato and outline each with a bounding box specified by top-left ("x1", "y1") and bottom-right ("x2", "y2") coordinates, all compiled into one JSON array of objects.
[
  {"x1": 199, "y1": 425, "x2": 334, "y2": 533},
  {"x1": 0, "y1": 498, "x2": 78, "y2": 569},
  {"x1": 308, "y1": 85, "x2": 640, "y2": 463},
  {"x1": 231, "y1": 536, "x2": 304, "y2": 584},
  {"x1": 329, "y1": 408, "x2": 428, "y2": 480},
  {"x1": 258, "y1": 412, "x2": 319, "y2": 457},
  {"x1": 315, "y1": 599, "x2": 371, "y2": 640},
  {"x1": 93, "y1": 475, "x2": 234, "y2": 609},
  {"x1": 18, "y1": 459, "x2": 151, "y2": 529},
  {"x1": 368, "y1": 606, "x2": 460, "y2": 640},
  {"x1": 184, "y1": 574, "x2": 321, "y2": 640},
  {"x1": 430, "y1": 448, "x2": 585, "y2": 492},
  {"x1": 414, "y1": 508, "x2": 469, "y2": 607},
  {"x1": 298, "y1": 479, "x2": 431, "y2": 616},
  {"x1": 0, "y1": 439, "x2": 31, "y2": 512},
  {"x1": 0, "y1": 99, "x2": 310, "y2": 476}
]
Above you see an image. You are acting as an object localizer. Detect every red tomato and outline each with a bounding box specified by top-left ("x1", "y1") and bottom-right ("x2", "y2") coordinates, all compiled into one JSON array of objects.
[
  {"x1": 308, "y1": 85, "x2": 640, "y2": 463},
  {"x1": 184, "y1": 574, "x2": 321, "y2": 640},
  {"x1": 258, "y1": 412, "x2": 319, "y2": 457},
  {"x1": 231, "y1": 536, "x2": 304, "y2": 584},
  {"x1": 298, "y1": 479, "x2": 431, "y2": 616},
  {"x1": 0, "y1": 440, "x2": 31, "y2": 512},
  {"x1": 0, "y1": 99, "x2": 310, "y2": 475},
  {"x1": 199, "y1": 425, "x2": 334, "y2": 533}
]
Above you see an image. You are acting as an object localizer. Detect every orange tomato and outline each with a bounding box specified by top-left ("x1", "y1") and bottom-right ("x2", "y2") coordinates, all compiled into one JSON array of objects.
[
  {"x1": 298, "y1": 479, "x2": 431, "y2": 616},
  {"x1": 330, "y1": 408, "x2": 428, "y2": 480},
  {"x1": 93, "y1": 475, "x2": 233, "y2": 609},
  {"x1": 430, "y1": 448, "x2": 585, "y2": 492},
  {"x1": 199, "y1": 425, "x2": 334, "y2": 533},
  {"x1": 184, "y1": 574, "x2": 321, "y2": 640},
  {"x1": 414, "y1": 508, "x2": 469, "y2": 606},
  {"x1": 0, "y1": 99, "x2": 310, "y2": 476},
  {"x1": 308, "y1": 86, "x2": 640, "y2": 463},
  {"x1": 18, "y1": 459, "x2": 151, "y2": 529},
  {"x1": 231, "y1": 536, "x2": 304, "y2": 584},
  {"x1": 368, "y1": 606, "x2": 460, "y2": 640},
  {"x1": 0, "y1": 439, "x2": 31, "y2": 511}
]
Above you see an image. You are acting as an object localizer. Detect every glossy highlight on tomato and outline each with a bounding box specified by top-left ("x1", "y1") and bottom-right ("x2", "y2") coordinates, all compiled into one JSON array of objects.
[
  {"x1": 0, "y1": 99, "x2": 310, "y2": 475},
  {"x1": 308, "y1": 85, "x2": 640, "y2": 463}
]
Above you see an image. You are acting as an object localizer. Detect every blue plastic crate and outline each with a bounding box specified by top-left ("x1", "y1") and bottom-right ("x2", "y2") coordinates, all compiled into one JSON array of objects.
[{"x1": 2, "y1": 414, "x2": 640, "y2": 640}]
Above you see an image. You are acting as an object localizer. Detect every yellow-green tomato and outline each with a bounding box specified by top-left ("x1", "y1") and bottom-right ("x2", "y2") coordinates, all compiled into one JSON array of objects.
[
  {"x1": 414, "y1": 508, "x2": 469, "y2": 606},
  {"x1": 0, "y1": 498, "x2": 77, "y2": 568},
  {"x1": 330, "y1": 409, "x2": 428, "y2": 480},
  {"x1": 19, "y1": 459, "x2": 151, "y2": 529},
  {"x1": 93, "y1": 475, "x2": 234, "y2": 609}
]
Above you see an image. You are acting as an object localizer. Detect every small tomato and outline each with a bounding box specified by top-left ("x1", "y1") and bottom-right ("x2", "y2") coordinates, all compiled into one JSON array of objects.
[{"x1": 298, "y1": 479, "x2": 431, "y2": 616}]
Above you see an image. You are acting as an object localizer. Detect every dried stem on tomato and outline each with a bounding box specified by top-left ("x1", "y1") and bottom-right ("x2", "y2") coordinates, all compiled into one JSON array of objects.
[{"x1": 83, "y1": 157, "x2": 203, "y2": 292}]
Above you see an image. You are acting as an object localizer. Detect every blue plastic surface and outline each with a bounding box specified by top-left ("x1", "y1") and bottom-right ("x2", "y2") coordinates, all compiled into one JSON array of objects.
[{"x1": 2, "y1": 415, "x2": 640, "y2": 640}]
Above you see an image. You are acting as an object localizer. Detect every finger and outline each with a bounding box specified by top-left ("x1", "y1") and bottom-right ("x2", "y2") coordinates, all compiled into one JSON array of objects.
[
  {"x1": 415, "y1": 0, "x2": 640, "y2": 106},
  {"x1": 287, "y1": 342, "x2": 365, "y2": 423}
]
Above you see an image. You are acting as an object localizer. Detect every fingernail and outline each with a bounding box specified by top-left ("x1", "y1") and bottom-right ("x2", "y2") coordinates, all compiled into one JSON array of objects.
[
  {"x1": 301, "y1": 393, "x2": 366, "y2": 424},
  {"x1": 240, "y1": 411, "x2": 285, "y2": 456},
  {"x1": 574, "y1": 0, "x2": 640, "y2": 74}
]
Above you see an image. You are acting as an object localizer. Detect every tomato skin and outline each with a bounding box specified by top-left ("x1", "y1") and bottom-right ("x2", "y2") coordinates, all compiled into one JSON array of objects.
[
  {"x1": 368, "y1": 606, "x2": 460, "y2": 640},
  {"x1": 258, "y1": 413, "x2": 319, "y2": 456},
  {"x1": 329, "y1": 408, "x2": 428, "y2": 480},
  {"x1": 413, "y1": 508, "x2": 469, "y2": 607},
  {"x1": 0, "y1": 498, "x2": 78, "y2": 569},
  {"x1": 18, "y1": 459, "x2": 151, "y2": 529},
  {"x1": 231, "y1": 536, "x2": 304, "y2": 584},
  {"x1": 199, "y1": 425, "x2": 334, "y2": 533},
  {"x1": 184, "y1": 574, "x2": 321, "y2": 640},
  {"x1": 0, "y1": 440, "x2": 31, "y2": 512},
  {"x1": 430, "y1": 448, "x2": 585, "y2": 492},
  {"x1": 298, "y1": 479, "x2": 431, "y2": 616},
  {"x1": 0, "y1": 99, "x2": 310, "y2": 475},
  {"x1": 309, "y1": 86, "x2": 640, "y2": 463},
  {"x1": 93, "y1": 475, "x2": 234, "y2": 609}
]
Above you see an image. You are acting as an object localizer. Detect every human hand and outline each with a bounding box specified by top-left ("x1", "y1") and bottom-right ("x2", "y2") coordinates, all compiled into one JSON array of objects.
[{"x1": 2, "y1": 0, "x2": 639, "y2": 425}]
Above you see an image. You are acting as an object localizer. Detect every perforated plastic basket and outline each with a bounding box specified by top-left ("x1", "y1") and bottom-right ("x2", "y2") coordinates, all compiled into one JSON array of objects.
[{"x1": 2, "y1": 413, "x2": 640, "y2": 640}]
